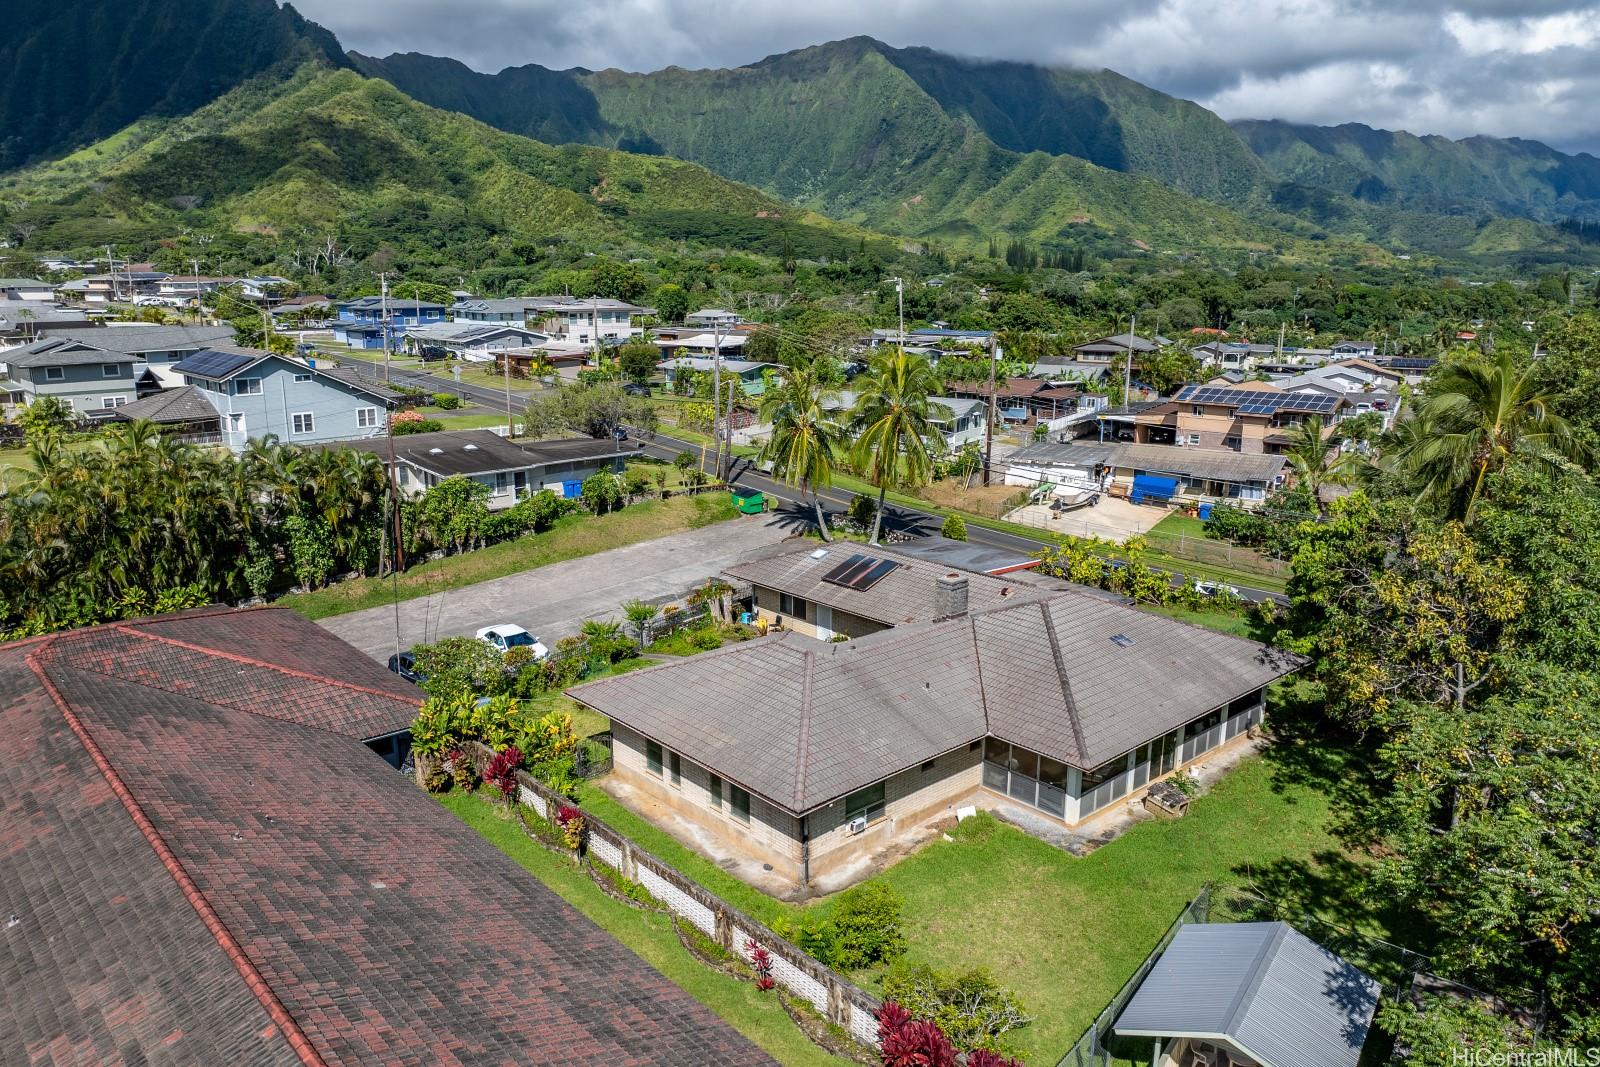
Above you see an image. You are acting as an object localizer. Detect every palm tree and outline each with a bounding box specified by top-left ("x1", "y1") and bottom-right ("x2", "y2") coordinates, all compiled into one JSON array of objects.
[
  {"x1": 621, "y1": 599, "x2": 659, "y2": 646},
  {"x1": 1281, "y1": 416, "x2": 1361, "y2": 512},
  {"x1": 849, "y1": 349, "x2": 947, "y2": 544},
  {"x1": 1391, "y1": 349, "x2": 1584, "y2": 521},
  {"x1": 756, "y1": 362, "x2": 845, "y2": 541}
]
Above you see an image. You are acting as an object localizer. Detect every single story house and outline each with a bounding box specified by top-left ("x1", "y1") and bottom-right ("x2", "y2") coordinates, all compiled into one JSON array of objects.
[
  {"x1": 0, "y1": 277, "x2": 54, "y2": 301},
  {"x1": 1114, "y1": 922, "x2": 1380, "y2": 1067},
  {"x1": 944, "y1": 376, "x2": 1084, "y2": 425},
  {"x1": 825, "y1": 390, "x2": 985, "y2": 451},
  {"x1": 236, "y1": 275, "x2": 295, "y2": 301},
  {"x1": 568, "y1": 544, "x2": 1299, "y2": 890},
  {"x1": 656, "y1": 331, "x2": 750, "y2": 358},
  {"x1": 0, "y1": 607, "x2": 757, "y2": 1064},
  {"x1": 685, "y1": 307, "x2": 743, "y2": 329},
  {"x1": 173, "y1": 345, "x2": 401, "y2": 451},
  {"x1": 402, "y1": 321, "x2": 548, "y2": 358},
  {"x1": 1073, "y1": 332, "x2": 1172, "y2": 364},
  {"x1": 0, "y1": 322, "x2": 232, "y2": 413},
  {"x1": 1004, "y1": 439, "x2": 1287, "y2": 504},
  {"x1": 1193, "y1": 342, "x2": 1335, "y2": 372},
  {"x1": 658, "y1": 356, "x2": 778, "y2": 395},
  {"x1": 323, "y1": 429, "x2": 636, "y2": 505},
  {"x1": 0, "y1": 302, "x2": 101, "y2": 348}
]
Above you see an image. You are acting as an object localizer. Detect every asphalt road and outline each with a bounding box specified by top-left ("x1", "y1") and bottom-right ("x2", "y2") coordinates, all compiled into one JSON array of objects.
[{"x1": 332, "y1": 359, "x2": 1285, "y2": 604}]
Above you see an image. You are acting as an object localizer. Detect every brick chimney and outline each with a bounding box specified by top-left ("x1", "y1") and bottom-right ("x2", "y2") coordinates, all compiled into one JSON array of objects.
[{"x1": 934, "y1": 572, "x2": 969, "y2": 620}]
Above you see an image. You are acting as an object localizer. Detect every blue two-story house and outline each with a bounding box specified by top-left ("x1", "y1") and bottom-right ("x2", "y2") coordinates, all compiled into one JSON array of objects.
[
  {"x1": 333, "y1": 298, "x2": 447, "y2": 350},
  {"x1": 172, "y1": 345, "x2": 401, "y2": 451}
]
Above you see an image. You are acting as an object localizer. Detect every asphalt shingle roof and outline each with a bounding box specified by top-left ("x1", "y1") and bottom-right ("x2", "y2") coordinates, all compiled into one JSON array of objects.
[
  {"x1": 1, "y1": 607, "x2": 769, "y2": 1066},
  {"x1": 107, "y1": 385, "x2": 220, "y2": 424},
  {"x1": 31, "y1": 324, "x2": 235, "y2": 354},
  {"x1": 1008, "y1": 440, "x2": 1288, "y2": 484},
  {"x1": 572, "y1": 550, "x2": 1302, "y2": 812}
]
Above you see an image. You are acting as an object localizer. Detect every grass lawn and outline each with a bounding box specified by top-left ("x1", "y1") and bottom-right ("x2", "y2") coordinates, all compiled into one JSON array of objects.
[
  {"x1": 438, "y1": 792, "x2": 851, "y2": 1066},
  {"x1": 1145, "y1": 512, "x2": 1209, "y2": 545},
  {"x1": 279, "y1": 494, "x2": 738, "y2": 620},
  {"x1": 566, "y1": 732, "x2": 1420, "y2": 1065},
  {"x1": 1140, "y1": 602, "x2": 1265, "y2": 639}
]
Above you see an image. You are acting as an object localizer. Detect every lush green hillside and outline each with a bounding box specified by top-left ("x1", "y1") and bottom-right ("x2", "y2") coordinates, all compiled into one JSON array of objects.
[
  {"x1": 1237, "y1": 119, "x2": 1600, "y2": 223},
  {"x1": 0, "y1": 0, "x2": 345, "y2": 172},
  {"x1": 10, "y1": 64, "x2": 896, "y2": 266}
]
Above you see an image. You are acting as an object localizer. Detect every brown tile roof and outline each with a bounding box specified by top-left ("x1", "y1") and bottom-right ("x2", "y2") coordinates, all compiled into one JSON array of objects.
[
  {"x1": 1, "y1": 607, "x2": 770, "y2": 1066},
  {"x1": 571, "y1": 555, "x2": 1303, "y2": 812},
  {"x1": 107, "y1": 385, "x2": 220, "y2": 425},
  {"x1": 723, "y1": 544, "x2": 1051, "y2": 627}
]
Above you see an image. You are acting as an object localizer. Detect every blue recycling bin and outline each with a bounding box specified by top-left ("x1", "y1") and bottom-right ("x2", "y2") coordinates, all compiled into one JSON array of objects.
[{"x1": 1198, "y1": 502, "x2": 1214, "y2": 521}]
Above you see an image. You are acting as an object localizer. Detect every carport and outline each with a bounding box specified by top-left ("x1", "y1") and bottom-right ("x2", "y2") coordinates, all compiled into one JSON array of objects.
[{"x1": 1114, "y1": 922, "x2": 1380, "y2": 1067}]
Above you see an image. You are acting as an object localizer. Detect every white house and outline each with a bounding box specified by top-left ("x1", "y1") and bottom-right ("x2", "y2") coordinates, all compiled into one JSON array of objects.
[
  {"x1": 0, "y1": 278, "x2": 55, "y2": 301},
  {"x1": 529, "y1": 298, "x2": 649, "y2": 346},
  {"x1": 403, "y1": 322, "x2": 548, "y2": 359},
  {"x1": 684, "y1": 308, "x2": 743, "y2": 329}
]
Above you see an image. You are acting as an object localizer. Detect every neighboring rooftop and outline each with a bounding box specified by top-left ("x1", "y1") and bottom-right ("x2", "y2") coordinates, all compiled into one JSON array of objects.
[
  {"x1": 1114, "y1": 922, "x2": 1381, "y2": 1067},
  {"x1": 1008, "y1": 440, "x2": 1289, "y2": 484},
  {"x1": 33, "y1": 323, "x2": 235, "y2": 352},
  {"x1": 323, "y1": 429, "x2": 639, "y2": 476},
  {"x1": 106, "y1": 385, "x2": 220, "y2": 424},
  {"x1": 0, "y1": 607, "x2": 768, "y2": 1066},
  {"x1": 889, "y1": 534, "x2": 1041, "y2": 576}
]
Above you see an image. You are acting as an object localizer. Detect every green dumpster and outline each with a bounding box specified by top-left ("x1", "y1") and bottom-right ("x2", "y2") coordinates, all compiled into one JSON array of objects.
[{"x1": 730, "y1": 487, "x2": 767, "y2": 514}]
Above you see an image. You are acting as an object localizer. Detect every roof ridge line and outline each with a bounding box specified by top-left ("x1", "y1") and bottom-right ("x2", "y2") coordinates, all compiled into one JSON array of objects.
[
  {"x1": 1037, "y1": 601, "x2": 1090, "y2": 762},
  {"x1": 25, "y1": 650, "x2": 328, "y2": 1067},
  {"x1": 791, "y1": 648, "x2": 816, "y2": 808},
  {"x1": 968, "y1": 615, "x2": 992, "y2": 736},
  {"x1": 112, "y1": 624, "x2": 419, "y2": 707},
  {"x1": 1225, "y1": 922, "x2": 1290, "y2": 1036}
]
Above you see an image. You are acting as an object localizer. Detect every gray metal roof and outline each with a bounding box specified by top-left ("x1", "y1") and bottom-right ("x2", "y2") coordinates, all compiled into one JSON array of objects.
[
  {"x1": 1008, "y1": 441, "x2": 1287, "y2": 485},
  {"x1": 888, "y1": 535, "x2": 1039, "y2": 575},
  {"x1": 570, "y1": 548, "x2": 1301, "y2": 812},
  {"x1": 322, "y1": 430, "x2": 634, "y2": 476},
  {"x1": 1114, "y1": 922, "x2": 1381, "y2": 1067},
  {"x1": 406, "y1": 322, "x2": 546, "y2": 345}
]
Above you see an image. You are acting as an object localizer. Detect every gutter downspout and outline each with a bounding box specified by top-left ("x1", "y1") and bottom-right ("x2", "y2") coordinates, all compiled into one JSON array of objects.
[{"x1": 800, "y1": 813, "x2": 811, "y2": 889}]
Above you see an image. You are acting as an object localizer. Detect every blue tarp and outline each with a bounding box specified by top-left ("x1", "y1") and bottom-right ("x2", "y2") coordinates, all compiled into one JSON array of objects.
[{"x1": 1130, "y1": 474, "x2": 1179, "y2": 505}]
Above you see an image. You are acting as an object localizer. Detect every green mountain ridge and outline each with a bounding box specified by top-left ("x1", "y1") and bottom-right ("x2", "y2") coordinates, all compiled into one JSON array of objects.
[
  {"x1": 1236, "y1": 118, "x2": 1600, "y2": 224},
  {"x1": 12, "y1": 62, "x2": 897, "y2": 270},
  {"x1": 0, "y1": 0, "x2": 346, "y2": 172}
]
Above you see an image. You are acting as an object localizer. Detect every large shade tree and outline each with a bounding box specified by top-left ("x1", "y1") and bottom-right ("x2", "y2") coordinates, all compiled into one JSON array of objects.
[{"x1": 848, "y1": 349, "x2": 947, "y2": 545}]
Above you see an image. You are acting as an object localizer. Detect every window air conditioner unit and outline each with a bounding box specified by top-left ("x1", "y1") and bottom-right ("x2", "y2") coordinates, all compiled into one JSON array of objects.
[{"x1": 847, "y1": 816, "x2": 867, "y2": 835}]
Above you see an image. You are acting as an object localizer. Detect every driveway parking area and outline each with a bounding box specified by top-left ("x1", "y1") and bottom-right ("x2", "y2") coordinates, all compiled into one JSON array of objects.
[
  {"x1": 1004, "y1": 494, "x2": 1168, "y2": 542},
  {"x1": 320, "y1": 518, "x2": 795, "y2": 660}
]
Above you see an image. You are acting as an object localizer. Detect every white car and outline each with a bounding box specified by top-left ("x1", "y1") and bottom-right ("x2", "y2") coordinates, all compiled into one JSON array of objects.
[
  {"x1": 476, "y1": 624, "x2": 548, "y2": 660},
  {"x1": 1192, "y1": 579, "x2": 1242, "y2": 599}
]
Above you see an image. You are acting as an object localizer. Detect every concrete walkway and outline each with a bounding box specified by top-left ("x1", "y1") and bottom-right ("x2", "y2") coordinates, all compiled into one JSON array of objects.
[{"x1": 320, "y1": 518, "x2": 796, "y2": 660}]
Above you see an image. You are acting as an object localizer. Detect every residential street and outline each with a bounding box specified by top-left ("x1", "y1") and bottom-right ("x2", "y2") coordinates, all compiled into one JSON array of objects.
[{"x1": 318, "y1": 515, "x2": 795, "y2": 661}]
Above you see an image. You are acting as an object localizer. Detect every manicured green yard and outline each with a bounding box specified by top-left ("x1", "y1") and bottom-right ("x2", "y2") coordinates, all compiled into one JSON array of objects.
[
  {"x1": 439, "y1": 792, "x2": 850, "y2": 1067},
  {"x1": 1140, "y1": 602, "x2": 1264, "y2": 639},
  {"x1": 1145, "y1": 511, "x2": 1210, "y2": 545},
  {"x1": 280, "y1": 494, "x2": 738, "y2": 619},
  {"x1": 538, "y1": 733, "x2": 1408, "y2": 1064}
]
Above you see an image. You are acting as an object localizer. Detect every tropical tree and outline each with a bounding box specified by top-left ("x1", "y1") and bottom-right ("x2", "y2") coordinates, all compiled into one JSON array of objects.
[
  {"x1": 1281, "y1": 415, "x2": 1361, "y2": 512},
  {"x1": 1390, "y1": 349, "x2": 1585, "y2": 521},
  {"x1": 757, "y1": 362, "x2": 845, "y2": 540},
  {"x1": 621, "y1": 598, "x2": 659, "y2": 645},
  {"x1": 849, "y1": 349, "x2": 947, "y2": 544}
]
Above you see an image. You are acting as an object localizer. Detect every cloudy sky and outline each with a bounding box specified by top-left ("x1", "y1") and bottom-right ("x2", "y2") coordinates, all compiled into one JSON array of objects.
[{"x1": 296, "y1": 0, "x2": 1600, "y2": 153}]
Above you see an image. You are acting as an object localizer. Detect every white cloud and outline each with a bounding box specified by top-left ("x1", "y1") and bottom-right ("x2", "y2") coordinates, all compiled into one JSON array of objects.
[{"x1": 294, "y1": 0, "x2": 1600, "y2": 152}]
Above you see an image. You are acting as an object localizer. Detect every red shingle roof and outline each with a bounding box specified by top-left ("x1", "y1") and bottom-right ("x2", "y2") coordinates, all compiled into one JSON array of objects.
[{"x1": 1, "y1": 607, "x2": 769, "y2": 1066}]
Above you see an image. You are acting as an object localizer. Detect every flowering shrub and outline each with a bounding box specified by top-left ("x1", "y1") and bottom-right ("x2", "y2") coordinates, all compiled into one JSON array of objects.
[
  {"x1": 965, "y1": 1051, "x2": 1024, "y2": 1067},
  {"x1": 554, "y1": 804, "x2": 586, "y2": 850},
  {"x1": 745, "y1": 938, "x2": 775, "y2": 992},
  {"x1": 484, "y1": 745, "x2": 523, "y2": 800}
]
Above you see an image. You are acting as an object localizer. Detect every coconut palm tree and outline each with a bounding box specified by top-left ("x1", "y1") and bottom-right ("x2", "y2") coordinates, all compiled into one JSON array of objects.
[
  {"x1": 1281, "y1": 416, "x2": 1362, "y2": 513},
  {"x1": 756, "y1": 362, "x2": 845, "y2": 541},
  {"x1": 1390, "y1": 348, "x2": 1584, "y2": 521},
  {"x1": 849, "y1": 349, "x2": 948, "y2": 545}
]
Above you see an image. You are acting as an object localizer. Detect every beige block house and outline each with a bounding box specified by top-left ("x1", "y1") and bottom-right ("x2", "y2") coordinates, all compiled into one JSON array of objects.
[{"x1": 570, "y1": 546, "x2": 1299, "y2": 892}]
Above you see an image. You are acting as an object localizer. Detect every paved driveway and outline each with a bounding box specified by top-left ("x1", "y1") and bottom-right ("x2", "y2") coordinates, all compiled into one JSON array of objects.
[{"x1": 321, "y1": 517, "x2": 796, "y2": 661}]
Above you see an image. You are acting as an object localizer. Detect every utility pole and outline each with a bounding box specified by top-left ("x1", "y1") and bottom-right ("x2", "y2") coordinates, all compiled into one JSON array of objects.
[
  {"x1": 379, "y1": 272, "x2": 391, "y2": 385},
  {"x1": 982, "y1": 333, "x2": 998, "y2": 486},
  {"x1": 711, "y1": 318, "x2": 725, "y2": 481},
  {"x1": 1122, "y1": 313, "x2": 1136, "y2": 406},
  {"x1": 503, "y1": 350, "x2": 515, "y2": 437},
  {"x1": 106, "y1": 245, "x2": 118, "y2": 303},
  {"x1": 192, "y1": 258, "x2": 203, "y2": 324},
  {"x1": 894, "y1": 277, "x2": 905, "y2": 346}
]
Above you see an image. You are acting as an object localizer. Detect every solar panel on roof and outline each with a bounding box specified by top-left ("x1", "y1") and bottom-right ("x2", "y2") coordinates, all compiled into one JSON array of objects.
[
  {"x1": 820, "y1": 553, "x2": 901, "y2": 591},
  {"x1": 175, "y1": 349, "x2": 256, "y2": 378}
]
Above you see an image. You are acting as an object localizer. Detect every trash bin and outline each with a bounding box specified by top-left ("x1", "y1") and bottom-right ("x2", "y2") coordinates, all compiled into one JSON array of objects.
[{"x1": 1197, "y1": 502, "x2": 1214, "y2": 521}]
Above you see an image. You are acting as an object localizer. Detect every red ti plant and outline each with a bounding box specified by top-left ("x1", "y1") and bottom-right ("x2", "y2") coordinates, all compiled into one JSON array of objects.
[
  {"x1": 484, "y1": 745, "x2": 523, "y2": 800},
  {"x1": 554, "y1": 804, "x2": 586, "y2": 850},
  {"x1": 744, "y1": 938, "x2": 775, "y2": 992},
  {"x1": 965, "y1": 1050, "x2": 1024, "y2": 1067},
  {"x1": 876, "y1": 1001, "x2": 956, "y2": 1067}
]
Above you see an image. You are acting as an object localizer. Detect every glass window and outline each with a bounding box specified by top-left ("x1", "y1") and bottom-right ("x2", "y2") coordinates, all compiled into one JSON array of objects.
[
  {"x1": 294, "y1": 373, "x2": 313, "y2": 383},
  {"x1": 984, "y1": 737, "x2": 1010, "y2": 765},
  {"x1": 102, "y1": 363, "x2": 121, "y2": 378},
  {"x1": 729, "y1": 784, "x2": 750, "y2": 824},
  {"x1": 645, "y1": 739, "x2": 663, "y2": 776},
  {"x1": 357, "y1": 407, "x2": 378, "y2": 429},
  {"x1": 1008, "y1": 747, "x2": 1038, "y2": 779},
  {"x1": 1037, "y1": 781, "x2": 1066, "y2": 817},
  {"x1": 709, "y1": 774, "x2": 723, "y2": 809},
  {"x1": 291, "y1": 412, "x2": 314, "y2": 435},
  {"x1": 844, "y1": 782, "x2": 886, "y2": 825},
  {"x1": 1081, "y1": 756, "x2": 1128, "y2": 791},
  {"x1": 669, "y1": 751, "x2": 681, "y2": 787},
  {"x1": 1185, "y1": 711, "x2": 1223, "y2": 738},
  {"x1": 1038, "y1": 755, "x2": 1070, "y2": 790},
  {"x1": 235, "y1": 377, "x2": 262, "y2": 396},
  {"x1": 45, "y1": 367, "x2": 64, "y2": 381}
]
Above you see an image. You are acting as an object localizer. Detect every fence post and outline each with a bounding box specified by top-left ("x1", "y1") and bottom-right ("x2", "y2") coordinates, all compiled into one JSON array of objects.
[
  {"x1": 714, "y1": 905, "x2": 733, "y2": 951},
  {"x1": 827, "y1": 977, "x2": 850, "y2": 1029},
  {"x1": 619, "y1": 836, "x2": 636, "y2": 882}
]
